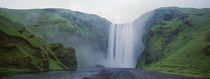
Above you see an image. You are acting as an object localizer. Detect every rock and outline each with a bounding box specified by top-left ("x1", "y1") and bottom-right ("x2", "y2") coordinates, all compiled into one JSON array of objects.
[
  {"x1": 83, "y1": 77, "x2": 92, "y2": 79},
  {"x1": 49, "y1": 43, "x2": 77, "y2": 70},
  {"x1": 96, "y1": 64, "x2": 106, "y2": 68}
]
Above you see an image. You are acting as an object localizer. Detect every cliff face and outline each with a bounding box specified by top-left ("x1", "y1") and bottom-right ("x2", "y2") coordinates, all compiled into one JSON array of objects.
[
  {"x1": 0, "y1": 8, "x2": 111, "y2": 67},
  {"x1": 49, "y1": 43, "x2": 77, "y2": 69},
  {"x1": 0, "y1": 15, "x2": 77, "y2": 76},
  {"x1": 136, "y1": 7, "x2": 210, "y2": 77}
]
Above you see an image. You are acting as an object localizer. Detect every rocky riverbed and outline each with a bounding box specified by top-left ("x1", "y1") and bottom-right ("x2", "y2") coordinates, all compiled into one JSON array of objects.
[
  {"x1": 1, "y1": 68, "x2": 209, "y2": 79},
  {"x1": 88, "y1": 68, "x2": 209, "y2": 79}
]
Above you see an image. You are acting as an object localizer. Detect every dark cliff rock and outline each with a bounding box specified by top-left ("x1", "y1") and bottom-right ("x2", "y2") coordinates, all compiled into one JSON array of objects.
[{"x1": 49, "y1": 43, "x2": 77, "y2": 70}]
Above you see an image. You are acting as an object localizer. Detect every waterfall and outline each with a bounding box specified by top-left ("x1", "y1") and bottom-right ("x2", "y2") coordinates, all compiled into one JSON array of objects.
[{"x1": 106, "y1": 23, "x2": 135, "y2": 68}]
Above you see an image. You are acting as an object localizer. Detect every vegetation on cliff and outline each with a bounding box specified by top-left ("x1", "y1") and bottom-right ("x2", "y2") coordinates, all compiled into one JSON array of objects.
[
  {"x1": 0, "y1": 8, "x2": 110, "y2": 66},
  {"x1": 49, "y1": 43, "x2": 77, "y2": 70},
  {"x1": 136, "y1": 7, "x2": 210, "y2": 77},
  {"x1": 0, "y1": 15, "x2": 77, "y2": 76},
  {"x1": 0, "y1": 8, "x2": 110, "y2": 51}
]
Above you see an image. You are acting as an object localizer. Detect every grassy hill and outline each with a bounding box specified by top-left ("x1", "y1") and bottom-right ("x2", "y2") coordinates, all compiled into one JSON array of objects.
[
  {"x1": 0, "y1": 8, "x2": 110, "y2": 48},
  {"x1": 0, "y1": 8, "x2": 111, "y2": 67},
  {"x1": 0, "y1": 15, "x2": 77, "y2": 76},
  {"x1": 136, "y1": 7, "x2": 210, "y2": 77}
]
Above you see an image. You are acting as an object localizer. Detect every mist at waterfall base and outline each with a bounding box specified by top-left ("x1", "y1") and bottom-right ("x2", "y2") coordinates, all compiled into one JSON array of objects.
[{"x1": 76, "y1": 45, "x2": 107, "y2": 67}]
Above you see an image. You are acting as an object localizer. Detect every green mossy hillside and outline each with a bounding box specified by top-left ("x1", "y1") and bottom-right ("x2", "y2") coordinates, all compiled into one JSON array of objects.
[
  {"x1": 0, "y1": 15, "x2": 77, "y2": 76},
  {"x1": 0, "y1": 8, "x2": 110, "y2": 66},
  {"x1": 49, "y1": 43, "x2": 77, "y2": 70},
  {"x1": 0, "y1": 8, "x2": 110, "y2": 52},
  {"x1": 136, "y1": 7, "x2": 210, "y2": 77}
]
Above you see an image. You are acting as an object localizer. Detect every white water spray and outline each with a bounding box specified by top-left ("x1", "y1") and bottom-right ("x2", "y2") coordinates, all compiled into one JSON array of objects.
[{"x1": 106, "y1": 23, "x2": 135, "y2": 68}]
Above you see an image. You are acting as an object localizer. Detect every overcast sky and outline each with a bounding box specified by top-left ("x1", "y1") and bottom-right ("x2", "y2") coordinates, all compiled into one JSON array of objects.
[{"x1": 0, "y1": 0, "x2": 210, "y2": 23}]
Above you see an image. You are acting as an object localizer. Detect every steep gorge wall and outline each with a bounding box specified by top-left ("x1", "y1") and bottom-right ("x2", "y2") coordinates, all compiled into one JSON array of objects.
[
  {"x1": 135, "y1": 7, "x2": 210, "y2": 77},
  {"x1": 0, "y1": 8, "x2": 111, "y2": 67},
  {"x1": 0, "y1": 15, "x2": 77, "y2": 76}
]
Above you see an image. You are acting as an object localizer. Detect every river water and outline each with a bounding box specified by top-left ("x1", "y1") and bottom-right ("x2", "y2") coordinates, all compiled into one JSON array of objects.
[
  {"x1": 1, "y1": 68, "x2": 208, "y2": 79},
  {"x1": 1, "y1": 68, "x2": 100, "y2": 79}
]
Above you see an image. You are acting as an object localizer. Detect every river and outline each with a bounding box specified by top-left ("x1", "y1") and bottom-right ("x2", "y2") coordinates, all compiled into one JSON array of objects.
[{"x1": 1, "y1": 68, "x2": 208, "y2": 79}]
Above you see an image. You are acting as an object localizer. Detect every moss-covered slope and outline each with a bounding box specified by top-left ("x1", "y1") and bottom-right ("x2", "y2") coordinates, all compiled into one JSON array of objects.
[
  {"x1": 0, "y1": 8, "x2": 110, "y2": 67},
  {"x1": 136, "y1": 7, "x2": 210, "y2": 77},
  {"x1": 0, "y1": 15, "x2": 77, "y2": 76},
  {"x1": 0, "y1": 8, "x2": 110, "y2": 52},
  {"x1": 49, "y1": 43, "x2": 77, "y2": 69}
]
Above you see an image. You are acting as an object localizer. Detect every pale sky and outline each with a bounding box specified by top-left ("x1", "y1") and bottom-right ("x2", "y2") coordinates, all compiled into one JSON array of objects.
[{"x1": 0, "y1": 0, "x2": 210, "y2": 23}]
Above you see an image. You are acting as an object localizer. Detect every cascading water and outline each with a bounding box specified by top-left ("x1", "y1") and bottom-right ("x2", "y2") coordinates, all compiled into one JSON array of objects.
[{"x1": 106, "y1": 23, "x2": 135, "y2": 68}]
